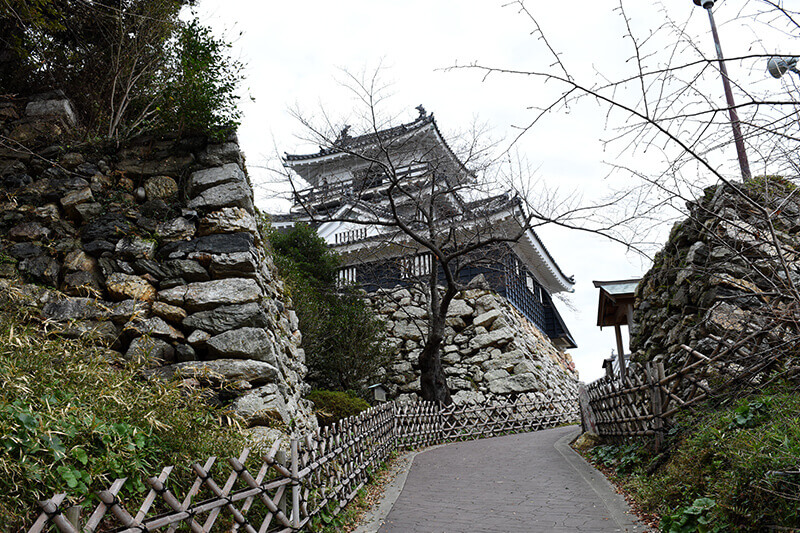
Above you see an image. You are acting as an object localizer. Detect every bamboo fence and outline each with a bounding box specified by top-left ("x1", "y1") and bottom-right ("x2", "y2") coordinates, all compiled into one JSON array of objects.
[
  {"x1": 29, "y1": 395, "x2": 579, "y2": 532},
  {"x1": 584, "y1": 335, "x2": 767, "y2": 449}
]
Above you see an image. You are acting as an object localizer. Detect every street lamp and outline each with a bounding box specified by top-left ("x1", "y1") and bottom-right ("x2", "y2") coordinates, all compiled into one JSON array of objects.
[
  {"x1": 767, "y1": 56, "x2": 800, "y2": 79},
  {"x1": 693, "y1": 0, "x2": 752, "y2": 180}
]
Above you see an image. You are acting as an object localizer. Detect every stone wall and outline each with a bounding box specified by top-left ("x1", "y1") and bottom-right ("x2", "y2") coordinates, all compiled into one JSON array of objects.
[
  {"x1": 365, "y1": 278, "x2": 580, "y2": 404},
  {"x1": 0, "y1": 94, "x2": 316, "y2": 435},
  {"x1": 631, "y1": 179, "x2": 800, "y2": 372}
]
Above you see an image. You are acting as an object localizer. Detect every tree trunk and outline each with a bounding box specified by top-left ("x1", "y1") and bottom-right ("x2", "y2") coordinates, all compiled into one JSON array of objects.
[
  {"x1": 419, "y1": 338, "x2": 451, "y2": 405},
  {"x1": 419, "y1": 263, "x2": 454, "y2": 405}
]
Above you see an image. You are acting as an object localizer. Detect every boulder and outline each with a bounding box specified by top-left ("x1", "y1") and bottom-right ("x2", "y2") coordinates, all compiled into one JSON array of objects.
[
  {"x1": 158, "y1": 278, "x2": 261, "y2": 311},
  {"x1": 573, "y1": 432, "x2": 602, "y2": 451}
]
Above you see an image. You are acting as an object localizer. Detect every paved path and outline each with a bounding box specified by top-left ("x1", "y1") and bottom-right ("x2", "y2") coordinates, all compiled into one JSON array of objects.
[{"x1": 357, "y1": 425, "x2": 648, "y2": 533}]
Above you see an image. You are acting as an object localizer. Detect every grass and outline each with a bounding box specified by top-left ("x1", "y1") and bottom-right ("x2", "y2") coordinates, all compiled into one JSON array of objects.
[
  {"x1": 585, "y1": 381, "x2": 800, "y2": 532},
  {"x1": 0, "y1": 280, "x2": 249, "y2": 529}
]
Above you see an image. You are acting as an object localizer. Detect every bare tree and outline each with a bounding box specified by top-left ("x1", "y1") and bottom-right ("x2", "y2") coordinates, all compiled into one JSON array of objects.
[
  {"x1": 280, "y1": 71, "x2": 609, "y2": 405},
  {"x1": 447, "y1": 0, "x2": 800, "y2": 394}
]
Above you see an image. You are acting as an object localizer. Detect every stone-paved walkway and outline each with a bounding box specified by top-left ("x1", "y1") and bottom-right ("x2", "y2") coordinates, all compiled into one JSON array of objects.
[{"x1": 361, "y1": 425, "x2": 648, "y2": 533}]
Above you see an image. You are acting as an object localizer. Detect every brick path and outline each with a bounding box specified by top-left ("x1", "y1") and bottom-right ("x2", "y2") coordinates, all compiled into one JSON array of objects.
[{"x1": 374, "y1": 425, "x2": 647, "y2": 533}]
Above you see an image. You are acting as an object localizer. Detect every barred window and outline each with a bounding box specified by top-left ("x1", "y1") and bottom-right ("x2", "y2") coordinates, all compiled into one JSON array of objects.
[
  {"x1": 337, "y1": 266, "x2": 357, "y2": 286},
  {"x1": 401, "y1": 253, "x2": 433, "y2": 279},
  {"x1": 334, "y1": 227, "x2": 367, "y2": 244}
]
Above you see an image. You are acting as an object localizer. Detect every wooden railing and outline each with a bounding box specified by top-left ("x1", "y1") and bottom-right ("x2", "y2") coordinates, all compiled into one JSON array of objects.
[{"x1": 28, "y1": 396, "x2": 578, "y2": 532}]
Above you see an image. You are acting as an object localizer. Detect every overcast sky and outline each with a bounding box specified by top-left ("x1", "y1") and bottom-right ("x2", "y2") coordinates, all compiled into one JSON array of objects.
[{"x1": 197, "y1": 0, "x2": 795, "y2": 382}]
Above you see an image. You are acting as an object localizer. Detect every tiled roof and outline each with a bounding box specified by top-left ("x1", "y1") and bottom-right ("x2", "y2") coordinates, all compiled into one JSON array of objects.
[{"x1": 284, "y1": 114, "x2": 436, "y2": 162}]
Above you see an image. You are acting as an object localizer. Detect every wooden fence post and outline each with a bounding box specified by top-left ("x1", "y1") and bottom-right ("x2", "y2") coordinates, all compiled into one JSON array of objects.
[
  {"x1": 290, "y1": 439, "x2": 300, "y2": 529},
  {"x1": 647, "y1": 362, "x2": 664, "y2": 452}
]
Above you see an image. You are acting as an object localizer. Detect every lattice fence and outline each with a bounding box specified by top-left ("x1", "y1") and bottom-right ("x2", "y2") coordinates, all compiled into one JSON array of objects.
[
  {"x1": 585, "y1": 334, "x2": 771, "y2": 449},
  {"x1": 29, "y1": 395, "x2": 579, "y2": 532}
]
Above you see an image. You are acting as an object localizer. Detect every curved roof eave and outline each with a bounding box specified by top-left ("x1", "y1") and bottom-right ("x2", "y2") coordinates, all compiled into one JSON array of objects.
[{"x1": 513, "y1": 228, "x2": 575, "y2": 294}]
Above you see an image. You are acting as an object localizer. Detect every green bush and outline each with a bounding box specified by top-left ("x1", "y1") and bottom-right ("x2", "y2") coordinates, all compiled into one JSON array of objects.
[
  {"x1": 596, "y1": 382, "x2": 800, "y2": 532},
  {"x1": 268, "y1": 222, "x2": 390, "y2": 392},
  {"x1": 306, "y1": 390, "x2": 371, "y2": 427},
  {"x1": 0, "y1": 283, "x2": 247, "y2": 529}
]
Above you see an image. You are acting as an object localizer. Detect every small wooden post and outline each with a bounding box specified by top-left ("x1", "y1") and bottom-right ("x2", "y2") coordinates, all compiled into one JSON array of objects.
[
  {"x1": 647, "y1": 362, "x2": 664, "y2": 452},
  {"x1": 275, "y1": 449, "x2": 288, "y2": 518},
  {"x1": 614, "y1": 324, "x2": 627, "y2": 382},
  {"x1": 290, "y1": 439, "x2": 300, "y2": 529}
]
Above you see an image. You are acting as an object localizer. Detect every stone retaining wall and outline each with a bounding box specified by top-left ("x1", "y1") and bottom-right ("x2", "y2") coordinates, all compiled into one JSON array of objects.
[
  {"x1": 365, "y1": 279, "x2": 580, "y2": 404},
  {"x1": 0, "y1": 94, "x2": 315, "y2": 435}
]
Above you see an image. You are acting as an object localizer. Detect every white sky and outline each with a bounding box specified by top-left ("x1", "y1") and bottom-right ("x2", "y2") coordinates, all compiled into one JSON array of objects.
[{"x1": 197, "y1": 0, "x2": 796, "y2": 382}]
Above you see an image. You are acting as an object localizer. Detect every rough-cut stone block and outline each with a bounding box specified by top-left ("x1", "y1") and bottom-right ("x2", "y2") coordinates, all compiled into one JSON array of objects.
[
  {"x1": 144, "y1": 176, "x2": 178, "y2": 201},
  {"x1": 206, "y1": 327, "x2": 278, "y2": 366},
  {"x1": 63, "y1": 250, "x2": 96, "y2": 272},
  {"x1": 198, "y1": 207, "x2": 257, "y2": 236},
  {"x1": 25, "y1": 98, "x2": 77, "y2": 126},
  {"x1": 446, "y1": 299, "x2": 474, "y2": 317},
  {"x1": 115, "y1": 236, "x2": 157, "y2": 261},
  {"x1": 187, "y1": 329, "x2": 211, "y2": 345},
  {"x1": 158, "y1": 278, "x2": 261, "y2": 311},
  {"x1": 183, "y1": 302, "x2": 269, "y2": 334},
  {"x1": 109, "y1": 299, "x2": 151, "y2": 324},
  {"x1": 151, "y1": 301, "x2": 187, "y2": 323},
  {"x1": 146, "y1": 359, "x2": 280, "y2": 386},
  {"x1": 43, "y1": 297, "x2": 108, "y2": 321},
  {"x1": 487, "y1": 373, "x2": 543, "y2": 394},
  {"x1": 60, "y1": 187, "x2": 94, "y2": 218},
  {"x1": 124, "y1": 317, "x2": 184, "y2": 341},
  {"x1": 19, "y1": 256, "x2": 60, "y2": 286},
  {"x1": 232, "y1": 384, "x2": 290, "y2": 426},
  {"x1": 107, "y1": 273, "x2": 157, "y2": 302},
  {"x1": 474, "y1": 309, "x2": 502, "y2": 329},
  {"x1": 160, "y1": 232, "x2": 254, "y2": 259},
  {"x1": 189, "y1": 163, "x2": 245, "y2": 196},
  {"x1": 8, "y1": 222, "x2": 51, "y2": 242},
  {"x1": 159, "y1": 259, "x2": 208, "y2": 283},
  {"x1": 126, "y1": 336, "x2": 174, "y2": 364},
  {"x1": 156, "y1": 217, "x2": 196, "y2": 242},
  {"x1": 188, "y1": 180, "x2": 253, "y2": 213},
  {"x1": 468, "y1": 327, "x2": 514, "y2": 351},
  {"x1": 209, "y1": 251, "x2": 257, "y2": 278}
]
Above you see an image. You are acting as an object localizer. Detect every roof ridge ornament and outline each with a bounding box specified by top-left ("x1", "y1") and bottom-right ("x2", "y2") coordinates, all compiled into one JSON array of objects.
[
  {"x1": 415, "y1": 104, "x2": 427, "y2": 118},
  {"x1": 336, "y1": 125, "x2": 351, "y2": 144}
]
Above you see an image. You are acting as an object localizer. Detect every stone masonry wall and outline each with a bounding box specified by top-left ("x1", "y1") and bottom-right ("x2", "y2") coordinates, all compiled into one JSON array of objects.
[
  {"x1": 365, "y1": 278, "x2": 580, "y2": 404},
  {"x1": 631, "y1": 179, "x2": 800, "y2": 375},
  {"x1": 0, "y1": 94, "x2": 315, "y2": 436}
]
